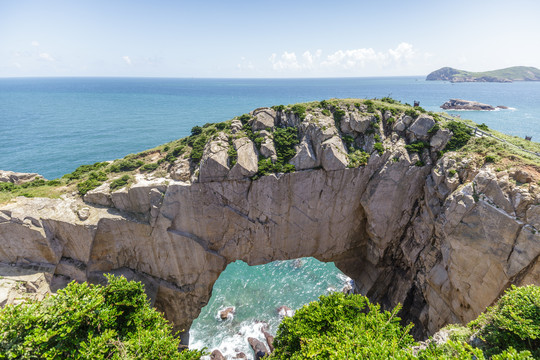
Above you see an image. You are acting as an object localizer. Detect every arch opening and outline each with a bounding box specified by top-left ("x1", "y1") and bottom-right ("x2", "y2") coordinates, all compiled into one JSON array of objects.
[{"x1": 189, "y1": 257, "x2": 352, "y2": 359}]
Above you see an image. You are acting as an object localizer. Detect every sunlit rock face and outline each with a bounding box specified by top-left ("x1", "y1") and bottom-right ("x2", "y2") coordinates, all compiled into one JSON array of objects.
[{"x1": 1, "y1": 104, "x2": 539, "y2": 343}]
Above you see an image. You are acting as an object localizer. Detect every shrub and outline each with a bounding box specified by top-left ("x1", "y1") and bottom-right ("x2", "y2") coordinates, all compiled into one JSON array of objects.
[
  {"x1": 191, "y1": 126, "x2": 203, "y2": 136},
  {"x1": 141, "y1": 163, "x2": 159, "y2": 172},
  {"x1": 216, "y1": 122, "x2": 228, "y2": 131},
  {"x1": 109, "y1": 159, "x2": 144, "y2": 173},
  {"x1": 77, "y1": 179, "x2": 102, "y2": 195},
  {"x1": 272, "y1": 105, "x2": 285, "y2": 112},
  {"x1": 405, "y1": 141, "x2": 428, "y2": 153},
  {"x1": 428, "y1": 123, "x2": 440, "y2": 135},
  {"x1": 63, "y1": 162, "x2": 108, "y2": 181},
  {"x1": 469, "y1": 285, "x2": 540, "y2": 358},
  {"x1": 228, "y1": 141, "x2": 238, "y2": 166},
  {"x1": 448, "y1": 169, "x2": 457, "y2": 177},
  {"x1": 478, "y1": 123, "x2": 489, "y2": 131},
  {"x1": 415, "y1": 160, "x2": 425, "y2": 167},
  {"x1": 189, "y1": 135, "x2": 208, "y2": 164},
  {"x1": 386, "y1": 116, "x2": 396, "y2": 125},
  {"x1": 485, "y1": 154, "x2": 499, "y2": 163},
  {"x1": 381, "y1": 96, "x2": 400, "y2": 104},
  {"x1": 333, "y1": 108, "x2": 346, "y2": 128},
  {"x1": 404, "y1": 108, "x2": 419, "y2": 119},
  {"x1": 348, "y1": 149, "x2": 370, "y2": 168},
  {"x1": 322, "y1": 109, "x2": 331, "y2": 116},
  {"x1": 373, "y1": 142, "x2": 384, "y2": 155},
  {"x1": 0, "y1": 275, "x2": 205, "y2": 360},
  {"x1": 273, "y1": 127, "x2": 299, "y2": 164},
  {"x1": 238, "y1": 114, "x2": 252, "y2": 124},
  {"x1": 172, "y1": 146, "x2": 185, "y2": 157},
  {"x1": 269, "y1": 293, "x2": 415, "y2": 360},
  {"x1": 110, "y1": 175, "x2": 131, "y2": 191},
  {"x1": 165, "y1": 153, "x2": 177, "y2": 163},
  {"x1": 444, "y1": 121, "x2": 473, "y2": 151},
  {"x1": 290, "y1": 104, "x2": 307, "y2": 120}
]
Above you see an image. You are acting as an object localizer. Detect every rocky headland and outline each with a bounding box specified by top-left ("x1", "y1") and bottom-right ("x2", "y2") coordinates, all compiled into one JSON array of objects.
[
  {"x1": 0, "y1": 99, "x2": 539, "y2": 346},
  {"x1": 426, "y1": 66, "x2": 540, "y2": 83}
]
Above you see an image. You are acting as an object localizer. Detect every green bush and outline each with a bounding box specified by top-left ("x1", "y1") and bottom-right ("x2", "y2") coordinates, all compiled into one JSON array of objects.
[
  {"x1": 172, "y1": 146, "x2": 185, "y2": 157},
  {"x1": 273, "y1": 127, "x2": 299, "y2": 164},
  {"x1": 373, "y1": 142, "x2": 384, "y2": 155},
  {"x1": 228, "y1": 141, "x2": 238, "y2": 166},
  {"x1": 428, "y1": 123, "x2": 440, "y2": 135},
  {"x1": 448, "y1": 169, "x2": 457, "y2": 177},
  {"x1": 110, "y1": 175, "x2": 131, "y2": 191},
  {"x1": 189, "y1": 135, "x2": 208, "y2": 164},
  {"x1": 485, "y1": 154, "x2": 499, "y2": 163},
  {"x1": 444, "y1": 121, "x2": 473, "y2": 151},
  {"x1": 63, "y1": 162, "x2": 108, "y2": 181},
  {"x1": 272, "y1": 105, "x2": 285, "y2": 112},
  {"x1": 322, "y1": 109, "x2": 331, "y2": 116},
  {"x1": 405, "y1": 141, "x2": 428, "y2": 153},
  {"x1": 333, "y1": 108, "x2": 347, "y2": 128},
  {"x1": 191, "y1": 126, "x2": 203, "y2": 136},
  {"x1": 290, "y1": 104, "x2": 307, "y2": 120},
  {"x1": 469, "y1": 285, "x2": 540, "y2": 358},
  {"x1": 404, "y1": 109, "x2": 419, "y2": 119},
  {"x1": 269, "y1": 293, "x2": 415, "y2": 360},
  {"x1": 238, "y1": 114, "x2": 252, "y2": 124},
  {"x1": 109, "y1": 159, "x2": 144, "y2": 173},
  {"x1": 141, "y1": 163, "x2": 159, "y2": 172},
  {"x1": 77, "y1": 179, "x2": 102, "y2": 195},
  {"x1": 0, "y1": 275, "x2": 205, "y2": 360},
  {"x1": 348, "y1": 149, "x2": 370, "y2": 168},
  {"x1": 478, "y1": 123, "x2": 490, "y2": 131}
]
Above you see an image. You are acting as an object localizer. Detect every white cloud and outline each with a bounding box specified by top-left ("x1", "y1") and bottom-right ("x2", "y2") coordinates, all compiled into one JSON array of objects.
[
  {"x1": 122, "y1": 56, "x2": 132, "y2": 65},
  {"x1": 13, "y1": 62, "x2": 22, "y2": 69},
  {"x1": 38, "y1": 52, "x2": 55, "y2": 62},
  {"x1": 269, "y1": 43, "x2": 423, "y2": 73},
  {"x1": 31, "y1": 41, "x2": 39, "y2": 47},
  {"x1": 237, "y1": 56, "x2": 254, "y2": 71}
]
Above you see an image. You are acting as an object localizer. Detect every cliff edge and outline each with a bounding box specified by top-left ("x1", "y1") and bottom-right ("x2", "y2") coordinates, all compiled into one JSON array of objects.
[{"x1": 1, "y1": 99, "x2": 539, "y2": 343}]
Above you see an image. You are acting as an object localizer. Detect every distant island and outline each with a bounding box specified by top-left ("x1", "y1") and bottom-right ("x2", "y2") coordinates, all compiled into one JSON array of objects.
[{"x1": 426, "y1": 66, "x2": 540, "y2": 82}]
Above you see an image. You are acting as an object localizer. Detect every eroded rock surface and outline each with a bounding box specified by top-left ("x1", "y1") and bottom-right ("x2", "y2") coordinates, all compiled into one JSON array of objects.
[{"x1": 1, "y1": 103, "x2": 539, "y2": 346}]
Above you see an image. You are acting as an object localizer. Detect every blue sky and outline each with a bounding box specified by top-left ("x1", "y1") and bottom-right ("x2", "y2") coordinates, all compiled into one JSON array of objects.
[{"x1": 1, "y1": 0, "x2": 539, "y2": 78}]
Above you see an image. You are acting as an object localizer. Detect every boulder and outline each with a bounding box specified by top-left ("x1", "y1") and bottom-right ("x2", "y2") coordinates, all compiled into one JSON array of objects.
[
  {"x1": 320, "y1": 136, "x2": 348, "y2": 171},
  {"x1": 210, "y1": 350, "x2": 225, "y2": 360},
  {"x1": 231, "y1": 119, "x2": 243, "y2": 134},
  {"x1": 350, "y1": 113, "x2": 375, "y2": 133},
  {"x1": 430, "y1": 129, "x2": 451, "y2": 152},
  {"x1": 394, "y1": 120, "x2": 406, "y2": 132},
  {"x1": 0, "y1": 170, "x2": 44, "y2": 185},
  {"x1": 277, "y1": 305, "x2": 294, "y2": 318},
  {"x1": 402, "y1": 115, "x2": 413, "y2": 126},
  {"x1": 408, "y1": 116, "x2": 436, "y2": 141},
  {"x1": 260, "y1": 136, "x2": 277, "y2": 162},
  {"x1": 511, "y1": 169, "x2": 534, "y2": 183},
  {"x1": 527, "y1": 205, "x2": 540, "y2": 229},
  {"x1": 252, "y1": 108, "x2": 276, "y2": 131},
  {"x1": 248, "y1": 337, "x2": 268, "y2": 360},
  {"x1": 84, "y1": 183, "x2": 113, "y2": 207},
  {"x1": 262, "y1": 328, "x2": 274, "y2": 352},
  {"x1": 228, "y1": 138, "x2": 258, "y2": 180},
  {"x1": 234, "y1": 353, "x2": 247, "y2": 359},
  {"x1": 289, "y1": 140, "x2": 317, "y2": 170},
  {"x1": 219, "y1": 306, "x2": 235, "y2": 320},
  {"x1": 199, "y1": 134, "x2": 230, "y2": 182},
  {"x1": 170, "y1": 158, "x2": 191, "y2": 182}
]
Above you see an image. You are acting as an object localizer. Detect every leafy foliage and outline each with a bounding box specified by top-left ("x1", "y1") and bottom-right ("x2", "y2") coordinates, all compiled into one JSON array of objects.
[
  {"x1": 110, "y1": 174, "x2": 131, "y2": 191},
  {"x1": 189, "y1": 134, "x2": 208, "y2": 164},
  {"x1": 63, "y1": 162, "x2": 109, "y2": 181},
  {"x1": 333, "y1": 108, "x2": 346, "y2": 128},
  {"x1": 108, "y1": 159, "x2": 144, "y2": 173},
  {"x1": 469, "y1": 285, "x2": 540, "y2": 358},
  {"x1": 269, "y1": 293, "x2": 416, "y2": 360},
  {"x1": 141, "y1": 163, "x2": 159, "y2": 172},
  {"x1": 290, "y1": 104, "x2": 307, "y2": 120},
  {"x1": 373, "y1": 142, "x2": 384, "y2": 155},
  {"x1": 273, "y1": 127, "x2": 299, "y2": 164},
  {"x1": 348, "y1": 149, "x2": 370, "y2": 168},
  {"x1": 405, "y1": 141, "x2": 429, "y2": 153},
  {"x1": 444, "y1": 121, "x2": 473, "y2": 151},
  {"x1": 0, "y1": 275, "x2": 205, "y2": 360}
]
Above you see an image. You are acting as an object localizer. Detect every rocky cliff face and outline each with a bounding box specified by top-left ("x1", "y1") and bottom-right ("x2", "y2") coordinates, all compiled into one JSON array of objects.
[{"x1": 1, "y1": 100, "x2": 539, "y2": 342}]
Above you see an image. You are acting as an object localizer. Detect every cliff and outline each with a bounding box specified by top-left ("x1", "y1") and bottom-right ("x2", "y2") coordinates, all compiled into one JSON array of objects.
[
  {"x1": 426, "y1": 66, "x2": 540, "y2": 82},
  {"x1": 1, "y1": 99, "x2": 539, "y2": 344}
]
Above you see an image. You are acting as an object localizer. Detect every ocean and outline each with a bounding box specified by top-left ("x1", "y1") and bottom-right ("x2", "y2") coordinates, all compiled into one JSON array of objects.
[{"x1": 1, "y1": 77, "x2": 539, "y2": 358}]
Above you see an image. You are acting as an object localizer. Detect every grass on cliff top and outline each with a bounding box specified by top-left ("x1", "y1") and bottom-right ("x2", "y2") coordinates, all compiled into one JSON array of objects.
[{"x1": 438, "y1": 115, "x2": 540, "y2": 170}]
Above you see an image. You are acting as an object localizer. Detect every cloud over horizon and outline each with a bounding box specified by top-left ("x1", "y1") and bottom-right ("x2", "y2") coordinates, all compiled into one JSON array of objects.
[{"x1": 269, "y1": 43, "x2": 420, "y2": 75}]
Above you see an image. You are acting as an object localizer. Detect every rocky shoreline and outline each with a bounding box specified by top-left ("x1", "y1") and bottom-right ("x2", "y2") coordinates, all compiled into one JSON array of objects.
[{"x1": 440, "y1": 98, "x2": 507, "y2": 111}]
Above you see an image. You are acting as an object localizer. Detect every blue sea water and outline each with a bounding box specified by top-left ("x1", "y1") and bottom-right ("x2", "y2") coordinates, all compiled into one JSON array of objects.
[
  {"x1": 1, "y1": 77, "x2": 539, "y2": 359},
  {"x1": 1, "y1": 77, "x2": 539, "y2": 179}
]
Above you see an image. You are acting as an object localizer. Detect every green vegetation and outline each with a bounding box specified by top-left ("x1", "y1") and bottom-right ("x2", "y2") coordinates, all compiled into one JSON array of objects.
[
  {"x1": 405, "y1": 141, "x2": 428, "y2": 153},
  {"x1": 478, "y1": 123, "x2": 490, "y2": 131},
  {"x1": 188, "y1": 134, "x2": 208, "y2": 164},
  {"x1": 269, "y1": 292, "x2": 416, "y2": 359},
  {"x1": 373, "y1": 142, "x2": 384, "y2": 155},
  {"x1": 110, "y1": 175, "x2": 131, "y2": 190},
  {"x1": 228, "y1": 139, "x2": 238, "y2": 166},
  {"x1": 141, "y1": 163, "x2": 159, "y2": 172},
  {"x1": 273, "y1": 127, "x2": 299, "y2": 164},
  {"x1": 290, "y1": 104, "x2": 307, "y2": 120},
  {"x1": 333, "y1": 108, "x2": 346, "y2": 128},
  {"x1": 0, "y1": 275, "x2": 204, "y2": 360},
  {"x1": 444, "y1": 121, "x2": 473, "y2": 151},
  {"x1": 448, "y1": 169, "x2": 457, "y2": 177},
  {"x1": 404, "y1": 108, "x2": 419, "y2": 119},
  {"x1": 77, "y1": 170, "x2": 108, "y2": 195},
  {"x1": 428, "y1": 123, "x2": 440, "y2": 134},
  {"x1": 269, "y1": 285, "x2": 539, "y2": 359},
  {"x1": 109, "y1": 159, "x2": 144, "y2": 173},
  {"x1": 348, "y1": 149, "x2": 370, "y2": 168}
]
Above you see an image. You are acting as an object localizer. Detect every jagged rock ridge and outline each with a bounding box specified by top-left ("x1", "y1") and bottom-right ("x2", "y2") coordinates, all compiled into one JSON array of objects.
[{"x1": 0, "y1": 99, "x2": 539, "y2": 345}]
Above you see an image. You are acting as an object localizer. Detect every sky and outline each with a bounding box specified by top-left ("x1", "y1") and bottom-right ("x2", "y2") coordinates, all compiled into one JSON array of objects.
[{"x1": 1, "y1": 0, "x2": 539, "y2": 78}]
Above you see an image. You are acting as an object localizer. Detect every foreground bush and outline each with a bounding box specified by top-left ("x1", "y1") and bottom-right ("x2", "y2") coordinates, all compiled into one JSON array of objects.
[
  {"x1": 269, "y1": 292, "x2": 416, "y2": 359},
  {"x1": 0, "y1": 275, "x2": 204, "y2": 360}
]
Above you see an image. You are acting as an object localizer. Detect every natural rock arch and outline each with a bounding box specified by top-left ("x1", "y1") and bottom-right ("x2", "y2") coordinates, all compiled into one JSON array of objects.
[{"x1": 1, "y1": 102, "x2": 539, "y2": 345}]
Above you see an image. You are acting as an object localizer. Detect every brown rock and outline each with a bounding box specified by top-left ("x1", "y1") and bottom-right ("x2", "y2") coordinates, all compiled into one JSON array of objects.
[
  {"x1": 219, "y1": 306, "x2": 235, "y2": 320},
  {"x1": 210, "y1": 350, "x2": 225, "y2": 360},
  {"x1": 248, "y1": 337, "x2": 268, "y2": 360}
]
